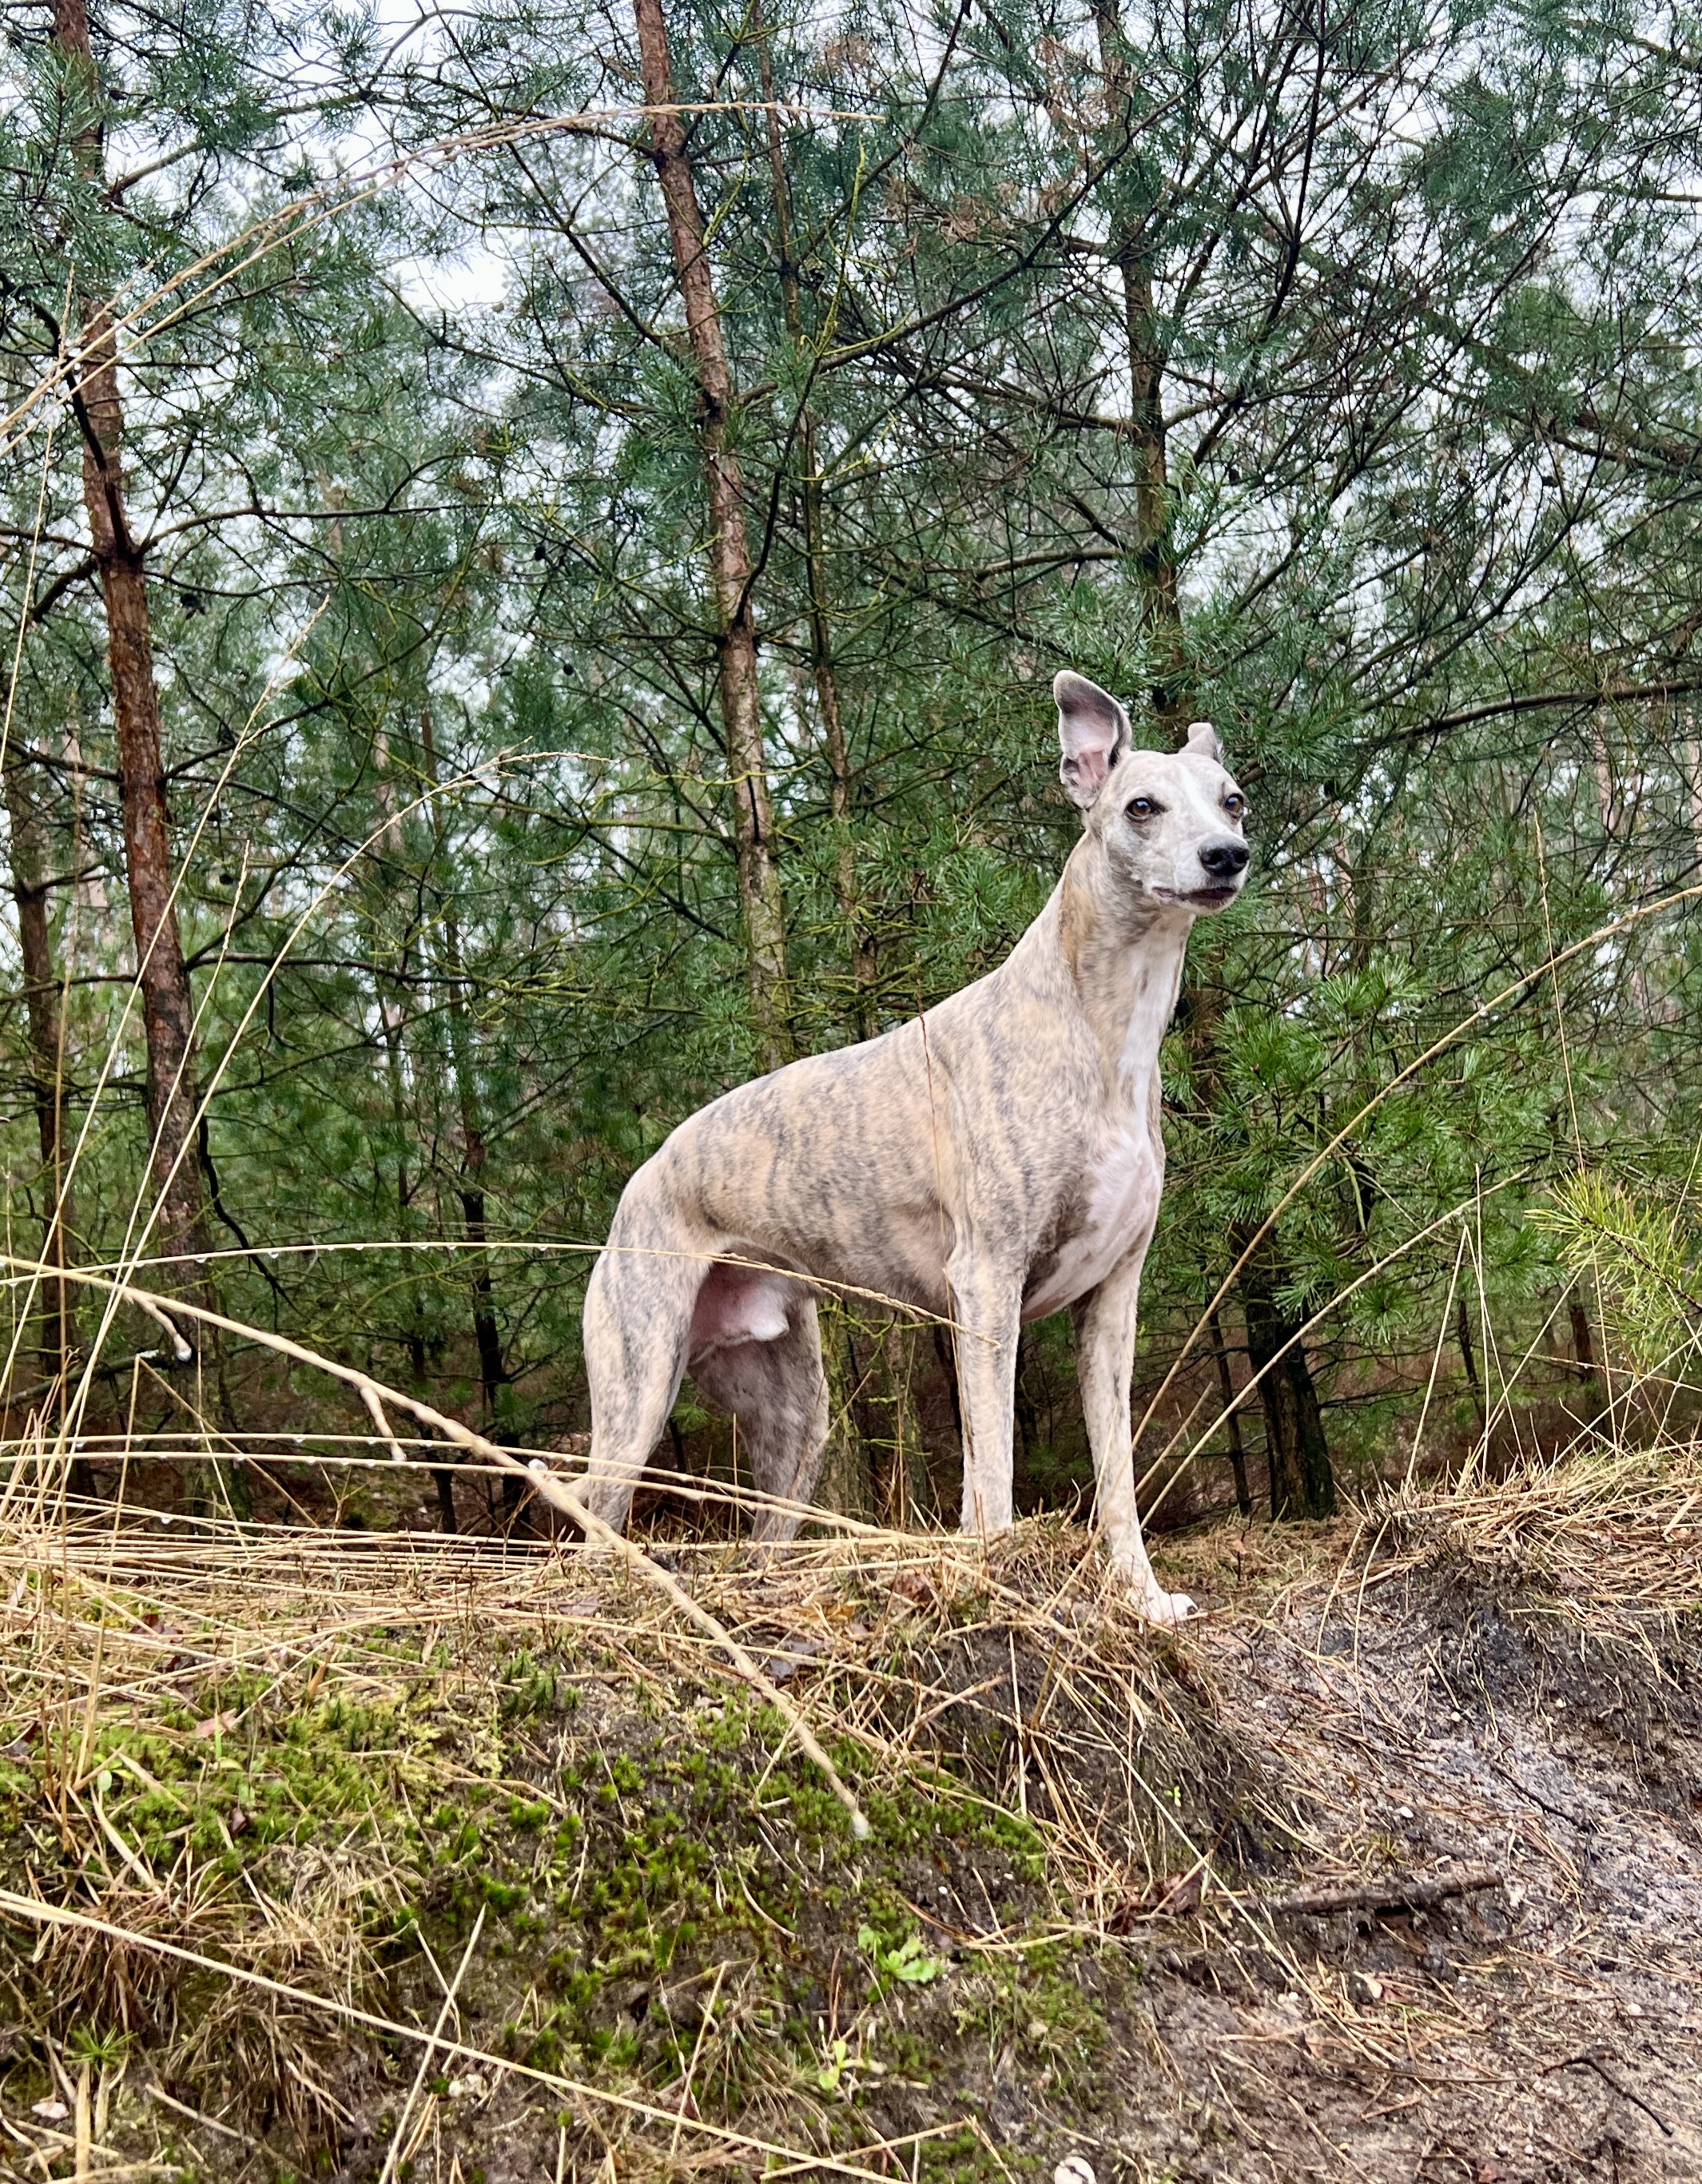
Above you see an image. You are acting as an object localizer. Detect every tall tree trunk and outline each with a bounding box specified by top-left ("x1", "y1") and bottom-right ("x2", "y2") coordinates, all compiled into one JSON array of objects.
[
  {"x1": 634, "y1": 0, "x2": 792, "y2": 1068},
  {"x1": 754, "y1": 11, "x2": 877, "y2": 1511},
  {"x1": 801, "y1": 466, "x2": 875, "y2": 1036},
  {"x1": 1236, "y1": 1234, "x2": 1335, "y2": 1519},
  {"x1": 372, "y1": 734, "x2": 459, "y2": 1529},
  {"x1": 1092, "y1": 0, "x2": 1187, "y2": 724},
  {"x1": 1182, "y1": 987, "x2": 1257, "y2": 1518},
  {"x1": 3, "y1": 755, "x2": 76, "y2": 1398},
  {"x1": 754, "y1": 8, "x2": 876, "y2": 1038},
  {"x1": 379, "y1": 996, "x2": 458, "y2": 1530},
  {"x1": 54, "y1": 0, "x2": 209, "y2": 1287},
  {"x1": 1207, "y1": 1305, "x2": 1252, "y2": 1517},
  {"x1": 419, "y1": 711, "x2": 514, "y2": 1516},
  {"x1": 447, "y1": 986, "x2": 507, "y2": 1429}
]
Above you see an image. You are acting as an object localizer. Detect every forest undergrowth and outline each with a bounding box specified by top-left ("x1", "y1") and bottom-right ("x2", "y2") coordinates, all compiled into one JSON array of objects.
[{"x1": 2, "y1": 1423, "x2": 1700, "y2": 2184}]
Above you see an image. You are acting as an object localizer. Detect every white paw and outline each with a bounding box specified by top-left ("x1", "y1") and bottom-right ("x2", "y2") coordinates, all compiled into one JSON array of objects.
[{"x1": 1131, "y1": 1581, "x2": 1195, "y2": 1628}]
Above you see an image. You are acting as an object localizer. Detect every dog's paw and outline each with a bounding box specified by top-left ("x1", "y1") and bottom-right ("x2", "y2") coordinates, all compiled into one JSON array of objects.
[{"x1": 1130, "y1": 1581, "x2": 1195, "y2": 1628}]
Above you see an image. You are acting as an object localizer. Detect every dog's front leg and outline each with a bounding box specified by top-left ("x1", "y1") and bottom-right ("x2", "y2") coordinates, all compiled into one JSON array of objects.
[
  {"x1": 944, "y1": 1251, "x2": 1022, "y2": 1545},
  {"x1": 1074, "y1": 1254, "x2": 1195, "y2": 1627}
]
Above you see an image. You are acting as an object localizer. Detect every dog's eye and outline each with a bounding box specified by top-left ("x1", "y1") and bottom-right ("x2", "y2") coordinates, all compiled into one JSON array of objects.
[
  {"x1": 1125, "y1": 797, "x2": 1159, "y2": 821},
  {"x1": 1223, "y1": 794, "x2": 1246, "y2": 818}
]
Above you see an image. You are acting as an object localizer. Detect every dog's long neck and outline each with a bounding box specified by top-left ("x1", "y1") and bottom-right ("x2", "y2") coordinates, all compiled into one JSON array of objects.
[{"x1": 1053, "y1": 833, "x2": 1193, "y2": 1100}]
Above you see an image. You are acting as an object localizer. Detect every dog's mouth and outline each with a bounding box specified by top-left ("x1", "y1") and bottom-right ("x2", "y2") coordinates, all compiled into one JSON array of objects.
[{"x1": 1155, "y1": 883, "x2": 1243, "y2": 910}]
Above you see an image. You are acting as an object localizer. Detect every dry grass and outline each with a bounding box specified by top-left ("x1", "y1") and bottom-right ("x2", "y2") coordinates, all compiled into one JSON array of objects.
[
  {"x1": 3, "y1": 1380, "x2": 1702, "y2": 2179},
  {"x1": 0, "y1": 1461, "x2": 1243, "y2": 2178},
  {"x1": 1375, "y1": 1439, "x2": 1702, "y2": 1639}
]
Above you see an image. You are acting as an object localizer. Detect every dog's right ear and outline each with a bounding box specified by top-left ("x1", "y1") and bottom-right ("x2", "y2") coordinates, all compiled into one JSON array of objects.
[{"x1": 1055, "y1": 671, "x2": 1130, "y2": 810}]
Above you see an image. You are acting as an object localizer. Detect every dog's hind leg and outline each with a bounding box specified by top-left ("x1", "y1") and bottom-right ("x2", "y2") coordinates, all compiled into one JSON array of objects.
[
  {"x1": 580, "y1": 1231, "x2": 702, "y2": 1534},
  {"x1": 690, "y1": 1295, "x2": 830, "y2": 1540}
]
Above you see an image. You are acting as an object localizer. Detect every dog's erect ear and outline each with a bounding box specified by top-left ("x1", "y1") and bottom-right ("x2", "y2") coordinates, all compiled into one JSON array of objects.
[
  {"x1": 1055, "y1": 671, "x2": 1130, "y2": 809},
  {"x1": 1183, "y1": 718, "x2": 1223, "y2": 763}
]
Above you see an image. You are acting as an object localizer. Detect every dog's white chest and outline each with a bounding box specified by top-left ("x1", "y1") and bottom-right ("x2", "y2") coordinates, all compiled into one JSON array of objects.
[{"x1": 1024, "y1": 1117, "x2": 1162, "y2": 1319}]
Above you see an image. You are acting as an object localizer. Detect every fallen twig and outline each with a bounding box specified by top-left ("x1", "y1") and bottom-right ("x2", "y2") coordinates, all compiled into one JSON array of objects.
[
  {"x1": 1267, "y1": 1864, "x2": 1503, "y2": 1918},
  {"x1": 1546, "y1": 2050, "x2": 1675, "y2": 2137},
  {"x1": 142, "y1": 2082, "x2": 256, "y2": 2148}
]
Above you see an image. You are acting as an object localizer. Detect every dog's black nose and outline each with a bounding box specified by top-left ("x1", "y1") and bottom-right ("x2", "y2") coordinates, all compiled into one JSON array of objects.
[{"x1": 1199, "y1": 838, "x2": 1250, "y2": 877}]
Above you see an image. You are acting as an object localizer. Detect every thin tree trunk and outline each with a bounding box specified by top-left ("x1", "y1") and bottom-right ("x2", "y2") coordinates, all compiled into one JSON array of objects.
[
  {"x1": 1564, "y1": 1286, "x2": 1604, "y2": 1428},
  {"x1": 3, "y1": 756, "x2": 76, "y2": 1400},
  {"x1": 1456, "y1": 1295, "x2": 1486, "y2": 1425},
  {"x1": 419, "y1": 711, "x2": 513, "y2": 1518},
  {"x1": 1565, "y1": 1287, "x2": 1600, "y2": 1387},
  {"x1": 54, "y1": 0, "x2": 208, "y2": 1288},
  {"x1": 1092, "y1": 0, "x2": 1187, "y2": 725},
  {"x1": 379, "y1": 1001, "x2": 458, "y2": 1530},
  {"x1": 634, "y1": 0, "x2": 792, "y2": 1069},
  {"x1": 754, "y1": 17, "x2": 877, "y2": 1495},
  {"x1": 370, "y1": 729, "x2": 456, "y2": 1527},
  {"x1": 1237, "y1": 1235, "x2": 1335, "y2": 1519},
  {"x1": 816, "y1": 1304, "x2": 873, "y2": 1521},
  {"x1": 1207, "y1": 1305, "x2": 1252, "y2": 1517},
  {"x1": 847, "y1": 1315, "x2": 922, "y2": 1526},
  {"x1": 754, "y1": 8, "x2": 876, "y2": 1039},
  {"x1": 1116, "y1": 249, "x2": 1182, "y2": 689},
  {"x1": 451, "y1": 1037, "x2": 507, "y2": 1429},
  {"x1": 801, "y1": 469, "x2": 874, "y2": 1036}
]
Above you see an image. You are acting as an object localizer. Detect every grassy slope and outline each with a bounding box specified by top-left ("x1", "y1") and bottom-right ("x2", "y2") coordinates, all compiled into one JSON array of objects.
[{"x1": 2, "y1": 1459, "x2": 1700, "y2": 2182}]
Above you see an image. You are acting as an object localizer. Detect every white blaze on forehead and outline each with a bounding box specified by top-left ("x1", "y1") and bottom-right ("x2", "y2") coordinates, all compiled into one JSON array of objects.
[{"x1": 1173, "y1": 760, "x2": 1231, "y2": 835}]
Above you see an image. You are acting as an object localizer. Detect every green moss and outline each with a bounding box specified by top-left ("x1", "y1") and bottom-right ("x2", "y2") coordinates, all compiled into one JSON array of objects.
[
  {"x1": 916, "y1": 2124, "x2": 1005, "y2": 2184},
  {"x1": 499, "y1": 1649, "x2": 575, "y2": 1719},
  {"x1": 0, "y1": 1582, "x2": 1157, "y2": 2172}
]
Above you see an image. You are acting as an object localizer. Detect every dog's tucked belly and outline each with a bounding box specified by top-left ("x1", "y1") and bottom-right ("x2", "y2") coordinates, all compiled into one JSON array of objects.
[{"x1": 1022, "y1": 1126, "x2": 1161, "y2": 1321}]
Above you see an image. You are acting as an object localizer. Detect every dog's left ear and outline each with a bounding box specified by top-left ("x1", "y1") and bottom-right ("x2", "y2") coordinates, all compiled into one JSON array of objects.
[
  {"x1": 1183, "y1": 719, "x2": 1223, "y2": 763},
  {"x1": 1055, "y1": 671, "x2": 1130, "y2": 808}
]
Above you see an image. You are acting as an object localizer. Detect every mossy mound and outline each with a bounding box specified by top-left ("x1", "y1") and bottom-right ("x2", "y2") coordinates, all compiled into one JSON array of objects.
[
  {"x1": 17, "y1": 1485, "x2": 1693, "y2": 2183},
  {"x1": 0, "y1": 1522, "x2": 1251, "y2": 2180}
]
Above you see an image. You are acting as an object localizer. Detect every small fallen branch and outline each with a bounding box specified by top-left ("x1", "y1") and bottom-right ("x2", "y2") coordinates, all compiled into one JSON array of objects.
[
  {"x1": 1545, "y1": 2050, "x2": 1674, "y2": 2138},
  {"x1": 1267, "y1": 1863, "x2": 1503, "y2": 1918},
  {"x1": 360, "y1": 1384, "x2": 410, "y2": 1464}
]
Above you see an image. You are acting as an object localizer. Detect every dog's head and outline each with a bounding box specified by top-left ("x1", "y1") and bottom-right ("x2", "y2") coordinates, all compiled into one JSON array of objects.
[{"x1": 1054, "y1": 670, "x2": 1249, "y2": 913}]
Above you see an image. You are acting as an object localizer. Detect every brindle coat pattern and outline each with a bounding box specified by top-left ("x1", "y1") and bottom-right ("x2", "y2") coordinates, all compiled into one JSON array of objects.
[{"x1": 581, "y1": 672, "x2": 1251, "y2": 1623}]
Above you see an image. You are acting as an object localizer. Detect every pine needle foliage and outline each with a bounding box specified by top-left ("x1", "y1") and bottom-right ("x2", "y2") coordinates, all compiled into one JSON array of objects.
[{"x1": 1537, "y1": 1173, "x2": 1701, "y2": 1378}]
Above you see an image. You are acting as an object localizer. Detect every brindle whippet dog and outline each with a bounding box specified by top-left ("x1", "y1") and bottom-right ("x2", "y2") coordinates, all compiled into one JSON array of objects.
[{"x1": 580, "y1": 672, "x2": 1250, "y2": 1623}]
